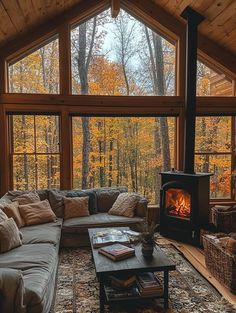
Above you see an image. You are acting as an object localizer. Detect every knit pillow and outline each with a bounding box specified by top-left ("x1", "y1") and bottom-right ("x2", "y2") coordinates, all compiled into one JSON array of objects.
[
  {"x1": 108, "y1": 192, "x2": 140, "y2": 218},
  {"x1": 19, "y1": 200, "x2": 56, "y2": 226},
  {"x1": 2, "y1": 201, "x2": 25, "y2": 228},
  {"x1": 0, "y1": 218, "x2": 22, "y2": 253},
  {"x1": 12, "y1": 191, "x2": 40, "y2": 205},
  {"x1": 0, "y1": 210, "x2": 8, "y2": 223},
  {"x1": 64, "y1": 197, "x2": 90, "y2": 219}
]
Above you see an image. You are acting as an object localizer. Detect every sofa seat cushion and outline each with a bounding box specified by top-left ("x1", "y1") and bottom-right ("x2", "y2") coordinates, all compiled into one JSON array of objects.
[
  {"x1": 0, "y1": 243, "x2": 58, "y2": 308},
  {"x1": 62, "y1": 212, "x2": 143, "y2": 233},
  {"x1": 21, "y1": 219, "x2": 62, "y2": 245}
]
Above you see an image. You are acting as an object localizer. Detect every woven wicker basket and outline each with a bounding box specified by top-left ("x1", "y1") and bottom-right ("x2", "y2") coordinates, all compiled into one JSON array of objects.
[
  {"x1": 211, "y1": 206, "x2": 236, "y2": 233},
  {"x1": 203, "y1": 234, "x2": 236, "y2": 294}
]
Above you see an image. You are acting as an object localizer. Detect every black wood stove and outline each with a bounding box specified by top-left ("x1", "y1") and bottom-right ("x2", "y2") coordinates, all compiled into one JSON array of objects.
[
  {"x1": 159, "y1": 7, "x2": 211, "y2": 245},
  {"x1": 160, "y1": 171, "x2": 212, "y2": 245}
]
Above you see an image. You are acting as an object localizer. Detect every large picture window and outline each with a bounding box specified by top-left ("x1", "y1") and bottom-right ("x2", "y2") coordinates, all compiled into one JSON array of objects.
[
  {"x1": 71, "y1": 9, "x2": 176, "y2": 96},
  {"x1": 10, "y1": 114, "x2": 60, "y2": 190},
  {"x1": 72, "y1": 116, "x2": 176, "y2": 204}
]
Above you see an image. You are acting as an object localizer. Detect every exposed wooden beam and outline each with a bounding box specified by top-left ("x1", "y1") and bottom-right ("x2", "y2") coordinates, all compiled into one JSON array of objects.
[
  {"x1": 1, "y1": 94, "x2": 236, "y2": 115},
  {"x1": 0, "y1": 0, "x2": 110, "y2": 62},
  {"x1": 111, "y1": 0, "x2": 120, "y2": 18},
  {"x1": 0, "y1": 93, "x2": 183, "y2": 109}
]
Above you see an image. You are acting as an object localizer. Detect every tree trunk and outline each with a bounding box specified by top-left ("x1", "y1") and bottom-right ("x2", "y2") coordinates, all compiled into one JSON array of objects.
[
  {"x1": 108, "y1": 140, "x2": 113, "y2": 187},
  {"x1": 77, "y1": 21, "x2": 90, "y2": 188}
]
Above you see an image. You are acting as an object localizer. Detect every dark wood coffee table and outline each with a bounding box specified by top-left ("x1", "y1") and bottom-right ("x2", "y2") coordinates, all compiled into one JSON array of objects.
[{"x1": 88, "y1": 227, "x2": 176, "y2": 313}]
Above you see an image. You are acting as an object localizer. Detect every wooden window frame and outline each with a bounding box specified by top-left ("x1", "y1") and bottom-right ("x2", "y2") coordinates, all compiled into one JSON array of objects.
[
  {"x1": 0, "y1": 0, "x2": 235, "y2": 201},
  {"x1": 8, "y1": 114, "x2": 61, "y2": 190}
]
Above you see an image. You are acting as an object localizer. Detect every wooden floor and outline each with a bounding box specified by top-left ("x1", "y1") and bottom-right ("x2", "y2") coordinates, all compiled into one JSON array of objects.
[{"x1": 157, "y1": 237, "x2": 236, "y2": 308}]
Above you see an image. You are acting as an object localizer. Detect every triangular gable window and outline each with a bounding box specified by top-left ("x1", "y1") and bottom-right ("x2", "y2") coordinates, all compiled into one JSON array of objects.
[
  {"x1": 197, "y1": 60, "x2": 233, "y2": 96},
  {"x1": 71, "y1": 9, "x2": 176, "y2": 96},
  {"x1": 8, "y1": 37, "x2": 59, "y2": 94}
]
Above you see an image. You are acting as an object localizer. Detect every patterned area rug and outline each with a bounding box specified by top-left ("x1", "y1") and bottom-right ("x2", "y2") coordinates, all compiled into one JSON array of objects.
[{"x1": 51, "y1": 245, "x2": 236, "y2": 313}]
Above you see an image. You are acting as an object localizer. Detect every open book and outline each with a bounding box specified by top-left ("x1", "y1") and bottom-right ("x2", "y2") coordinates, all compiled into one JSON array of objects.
[{"x1": 92, "y1": 229, "x2": 130, "y2": 248}]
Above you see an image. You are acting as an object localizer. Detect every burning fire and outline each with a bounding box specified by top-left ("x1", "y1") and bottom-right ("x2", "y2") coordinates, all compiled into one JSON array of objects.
[{"x1": 165, "y1": 188, "x2": 191, "y2": 218}]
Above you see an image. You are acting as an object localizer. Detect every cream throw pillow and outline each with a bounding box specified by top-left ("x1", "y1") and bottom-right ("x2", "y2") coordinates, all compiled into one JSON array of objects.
[
  {"x1": 0, "y1": 209, "x2": 8, "y2": 222},
  {"x1": 2, "y1": 201, "x2": 25, "y2": 228},
  {"x1": 0, "y1": 218, "x2": 22, "y2": 253},
  {"x1": 64, "y1": 196, "x2": 90, "y2": 219},
  {"x1": 19, "y1": 200, "x2": 56, "y2": 226},
  {"x1": 13, "y1": 191, "x2": 40, "y2": 205},
  {"x1": 108, "y1": 192, "x2": 140, "y2": 218}
]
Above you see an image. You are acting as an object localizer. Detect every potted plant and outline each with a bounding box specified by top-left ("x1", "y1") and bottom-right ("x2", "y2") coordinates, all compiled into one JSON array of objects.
[{"x1": 138, "y1": 218, "x2": 159, "y2": 258}]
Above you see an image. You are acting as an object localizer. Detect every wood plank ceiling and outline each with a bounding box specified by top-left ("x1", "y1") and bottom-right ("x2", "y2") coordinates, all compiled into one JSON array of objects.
[
  {"x1": 153, "y1": 0, "x2": 236, "y2": 56},
  {"x1": 0, "y1": 0, "x2": 235, "y2": 57}
]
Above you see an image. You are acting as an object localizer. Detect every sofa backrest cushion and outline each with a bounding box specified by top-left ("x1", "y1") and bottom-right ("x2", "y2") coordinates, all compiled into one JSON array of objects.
[
  {"x1": 12, "y1": 191, "x2": 40, "y2": 205},
  {"x1": 3, "y1": 190, "x2": 49, "y2": 202},
  {"x1": 48, "y1": 190, "x2": 67, "y2": 218},
  {"x1": 48, "y1": 189, "x2": 97, "y2": 217},
  {"x1": 95, "y1": 187, "x2": 128, "y2": 213}
]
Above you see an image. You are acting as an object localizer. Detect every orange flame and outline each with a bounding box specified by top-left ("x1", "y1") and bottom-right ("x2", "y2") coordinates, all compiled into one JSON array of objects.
[{"x1": 165, "y1": 188, "x2": 191, "y2": 218}]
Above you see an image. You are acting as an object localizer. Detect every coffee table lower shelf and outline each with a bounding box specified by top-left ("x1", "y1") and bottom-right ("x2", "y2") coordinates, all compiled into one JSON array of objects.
[
  {"x1": 99, "y1": 270, "x2": 170, "y2": 313},
  {"x1": 104, "y1": 284, "x2": 164, "y2": 302}
]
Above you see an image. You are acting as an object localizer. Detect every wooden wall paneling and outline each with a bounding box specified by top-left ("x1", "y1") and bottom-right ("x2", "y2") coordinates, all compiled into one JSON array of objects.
[
  {"x1": 0, "y1": 105, "x2": 9, "y2": 196},
  {"x1": 59, "y1": 23, "x2": 71, "y2": 94},
  {"x1": 60, "y1": 109, "x2": 73, "y2": 190},
  {"x1": 0, "y1": 2, "x2": 17, "y2": 45},
  {"x1": 1, "y1": 0, "x2": 110, "y2": 62},
  {"x1": 1, "y1": 1, "x2": 26, "y2": 34}
]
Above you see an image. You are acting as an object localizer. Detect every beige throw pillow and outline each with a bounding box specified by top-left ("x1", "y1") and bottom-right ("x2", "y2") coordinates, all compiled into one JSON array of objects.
[
  {"x1": 13, "y1": 191, "x2": 40, "y2": 205},
  {"x1": 64, "y1": 196, "x2": 90, "y2": 219},
  {"x1": 19, "y1": 200, "x2": 56, "y2": 226},
  {"x1": 108, "y1": 192, "x2": 140, "y2": 218},
  {"x1": 0, "y1": 209, "x2": 8, "y2": 222},
  {"x1": 0, "y1": 218, "x2": 22, "y2": 253},
  {"x1": 2, "y1": 201, "x2": 25, "y2": 228}
]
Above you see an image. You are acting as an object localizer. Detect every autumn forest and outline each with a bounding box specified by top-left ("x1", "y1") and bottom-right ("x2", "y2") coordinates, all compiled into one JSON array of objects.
[{"x1": 8, "y1": 9, "x2": 234, "y2": 203}]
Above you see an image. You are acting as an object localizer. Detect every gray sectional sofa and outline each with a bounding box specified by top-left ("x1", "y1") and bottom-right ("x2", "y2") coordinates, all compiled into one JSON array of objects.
[{"x1": 0, "y1": 187, "x2": 149, "y2": 313}]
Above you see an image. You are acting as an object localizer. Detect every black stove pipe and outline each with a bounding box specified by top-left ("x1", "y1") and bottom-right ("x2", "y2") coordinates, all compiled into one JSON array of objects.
[{"x1": 180, "y1": 7, "x2": 204, "y2": 174}]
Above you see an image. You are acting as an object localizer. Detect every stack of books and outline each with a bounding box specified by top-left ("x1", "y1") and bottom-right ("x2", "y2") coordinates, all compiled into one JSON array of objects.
[
  {"x1": 105, "y1": 285, "x2": 140, "y2": 300},
  {"x1": 137, "y1": 272, "x2": 163, "y2": 297},
  {"x1": 98, "y1": 243, "x2": 135, "y2": 261},
  {"x1": 109, "y1": 273, "x2": 136, "y2": 288}
]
